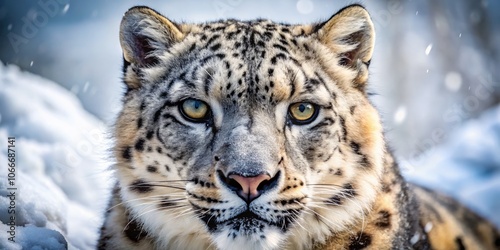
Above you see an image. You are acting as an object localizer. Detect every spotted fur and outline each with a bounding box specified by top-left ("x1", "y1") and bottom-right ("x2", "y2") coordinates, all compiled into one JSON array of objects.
[{"x1": 98, "y1": 5, "x2": 500, "y2": 250}]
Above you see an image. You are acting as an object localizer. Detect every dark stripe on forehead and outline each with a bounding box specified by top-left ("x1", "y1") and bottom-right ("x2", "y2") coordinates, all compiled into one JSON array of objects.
[
  {"x1": 204, "y1": 34, "x2": 221, "y2": 47},
  {"x1": 202, "y1": 67, "x2": 215, "y2": 96},
  {"x1": 287, "y1": 67, "x2": 302, "y2": 98},
  {"x1": 302, "y1": 78, "x2": 321, "y2": 92},
  {"x1": 314, "y1": 71, "x2": 337, "y2": 102}
]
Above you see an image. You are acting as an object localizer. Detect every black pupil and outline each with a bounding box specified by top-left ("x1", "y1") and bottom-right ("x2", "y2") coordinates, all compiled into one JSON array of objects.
[
  {"x1": 299, "y1": 104, "x2": 306, "y2": 112},
  {"x1": 194, "y1": 101, "x2": 201, "y2": 109}
]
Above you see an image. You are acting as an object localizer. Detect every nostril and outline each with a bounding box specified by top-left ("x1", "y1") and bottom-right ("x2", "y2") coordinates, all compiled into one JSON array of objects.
[
  {"x1": 226, "y1": 177, "x2": 243, "y2": 192},
  {"x1": 257, "y1": 170, "x2": 280, "y2": 192},
  {"x1": 217, "y1": 170, "x2": 242, "y2": 192},
  {"x1": 257, "y1": 179, "x2": 270, "y2": 191}
]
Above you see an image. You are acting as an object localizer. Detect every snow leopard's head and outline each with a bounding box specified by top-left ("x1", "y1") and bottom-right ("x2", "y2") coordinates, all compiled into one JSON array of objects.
[{"x1": 114, "y1": 4, "x2": 383, "y2": 249}]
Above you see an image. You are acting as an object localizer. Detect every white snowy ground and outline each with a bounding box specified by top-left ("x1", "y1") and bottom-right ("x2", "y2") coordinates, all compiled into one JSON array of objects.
[
  {"x1": 0, "y1": 63, "x2": 499, "y2": 249},
  {"x1": 0, "y1": 63, "x2": 113, "y2": 249}
]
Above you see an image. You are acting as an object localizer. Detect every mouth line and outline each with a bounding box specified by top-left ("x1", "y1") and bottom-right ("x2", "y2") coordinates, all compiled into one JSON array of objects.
[
  {"x1": 192, "y1": 201, "x2": 302, "y2": 234},
  {"x1": 220, "y1": 210, "x2": 269, "y2": 225}
]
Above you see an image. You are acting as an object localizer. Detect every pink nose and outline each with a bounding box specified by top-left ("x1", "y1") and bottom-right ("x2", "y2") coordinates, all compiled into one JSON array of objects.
[{"x1": 228, "y1": 174, "x2": 271, "y2": 202}]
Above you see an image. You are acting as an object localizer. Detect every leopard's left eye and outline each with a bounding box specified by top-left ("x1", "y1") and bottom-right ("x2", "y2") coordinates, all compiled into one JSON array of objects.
[
  {"x1": 288, "y1": 102, "x2": 319, "y2": 125},
  {"x1": 180, "y1": 98, "x2": 210, "y2": 122}
]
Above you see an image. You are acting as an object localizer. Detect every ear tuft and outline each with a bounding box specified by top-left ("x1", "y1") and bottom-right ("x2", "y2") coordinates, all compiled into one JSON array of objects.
[
  {"x1": 120, "y1": 6, "x2": 184, "y2": 68},
  {"x1": 316, "y1": 5, "x2": 375, "y2": 69}
]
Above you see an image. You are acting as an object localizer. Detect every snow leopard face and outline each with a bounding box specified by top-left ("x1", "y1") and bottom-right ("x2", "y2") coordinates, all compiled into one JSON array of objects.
[{"x1": 112, "y1": 5, "x2": 384, "y2": 249}]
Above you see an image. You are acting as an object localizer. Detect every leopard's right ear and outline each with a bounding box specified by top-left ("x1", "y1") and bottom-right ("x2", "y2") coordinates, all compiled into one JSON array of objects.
[
  {"x1": 120, "y1": 6, "x2": 184, "y2": 89},
  {"x1": 314, "y1": 4, "x2": 375, "y2": 89}
]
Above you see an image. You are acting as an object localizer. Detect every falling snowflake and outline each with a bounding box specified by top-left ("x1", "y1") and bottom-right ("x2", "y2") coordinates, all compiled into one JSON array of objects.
[
  {"x1": 410, "y1": 233, "x2": 420, "y2": 245},
  {"x1": 424, "y1": 222, "x2": 433, "y2": 232},
  {"x1": 83, "y1": 82, "x2": 90, "y2": 93},
  {"x1": 394, "y1": 106, "x2": 407, "y2": 124},
  {"x1": 425, "y1": 44, "x2": 433, "y2": 55},
  {"x1": 62, "y1": 4, "x2": 70, "y2": 14}
]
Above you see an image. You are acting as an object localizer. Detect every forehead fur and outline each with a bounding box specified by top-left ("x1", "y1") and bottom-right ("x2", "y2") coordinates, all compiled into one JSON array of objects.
[{"x1": 136, "y1": 20, "x2": 358, "y2": 107}]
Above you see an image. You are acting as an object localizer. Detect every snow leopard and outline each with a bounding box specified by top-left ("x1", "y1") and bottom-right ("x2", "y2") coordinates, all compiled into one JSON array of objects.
[{"x1": 97, "y1": 4, "x2": 500, "y2": 250}]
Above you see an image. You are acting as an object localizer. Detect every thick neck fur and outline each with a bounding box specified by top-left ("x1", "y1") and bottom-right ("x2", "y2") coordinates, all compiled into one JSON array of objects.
[{"x1": 306, "y1": 150, "x2": 428, "y2": 249}]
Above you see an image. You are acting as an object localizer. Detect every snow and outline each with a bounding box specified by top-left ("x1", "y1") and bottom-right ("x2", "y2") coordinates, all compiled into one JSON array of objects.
[
  {"x1": 0, "y1": 63, "x2": 112, "y2": 249},
  {"x1": 10, "y1": 225, "x2": 67, "y2": 250},
  {"x1": 404, "y1": 105, "x2": 500, "y2": 226}
]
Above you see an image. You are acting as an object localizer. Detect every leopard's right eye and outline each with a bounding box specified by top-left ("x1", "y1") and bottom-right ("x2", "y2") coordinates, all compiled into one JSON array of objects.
[
  {"x1": 179, "y1": 98, "x2": 210, "y2": 122},
  {"x1": 288, "y1": 102, "x2": 318, "y2": 125}
]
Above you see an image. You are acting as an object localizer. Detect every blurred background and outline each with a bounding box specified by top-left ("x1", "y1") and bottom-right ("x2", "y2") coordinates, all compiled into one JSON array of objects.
[{"x1": 0, "y1": 0, "x2": 499, "y2": 249}]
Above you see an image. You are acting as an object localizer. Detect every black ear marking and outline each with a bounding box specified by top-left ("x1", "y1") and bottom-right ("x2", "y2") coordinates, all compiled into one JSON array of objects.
[
  {"x1": 338, "y1": 29, "x2": 371, "y2": 67},
  {"x1": 364, "y1": 59, "x2": 371, "y2": 67},
  {"x1": 129, "y1": 34, "x2": 160, "y2": 67},
  {"x1": 122, "y1": 57, "x2": 131, "y2": 75}
]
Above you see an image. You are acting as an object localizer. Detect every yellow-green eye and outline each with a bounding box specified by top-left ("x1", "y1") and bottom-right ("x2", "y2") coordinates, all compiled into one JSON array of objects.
[
  {"x1": 180, "y1": 99, "x2": 210, "y2": 122},
  {"x1": 288, "y1": 102, "x2": 318, "y2": 124}
]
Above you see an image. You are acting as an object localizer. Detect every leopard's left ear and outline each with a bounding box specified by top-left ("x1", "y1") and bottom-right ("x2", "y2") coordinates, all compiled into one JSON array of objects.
[
  {"x1": 315, "y1": 4, "x2": 375, "y2": 86},
  {"x1": 120, "y1": 6, "x2": 184, "y2": 67},
  {"x1": 120, "y1": 6, "x2": 185, "y2": 90}
]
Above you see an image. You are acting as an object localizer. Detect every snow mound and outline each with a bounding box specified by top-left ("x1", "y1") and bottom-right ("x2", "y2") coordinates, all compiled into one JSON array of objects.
[{"x1": 0, "y1": 63, "x2": 113, "y2": 249}]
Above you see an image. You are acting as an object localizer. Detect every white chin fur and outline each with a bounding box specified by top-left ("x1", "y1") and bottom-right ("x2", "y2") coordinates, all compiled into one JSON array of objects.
[{"x1": 213, "y1": 227, "x2": 283, "y2": 250}]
